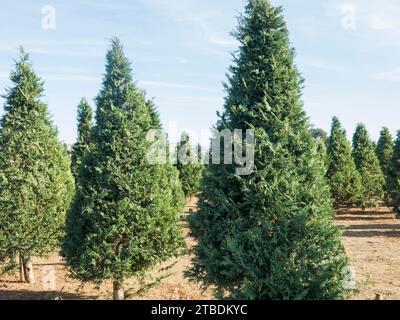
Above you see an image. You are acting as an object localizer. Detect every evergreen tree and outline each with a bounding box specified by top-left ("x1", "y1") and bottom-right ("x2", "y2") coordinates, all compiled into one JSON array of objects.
[
  {"x1": 387, "y1": 131, "x2": 400, "y2": 214},
  {"x1": 189, "y1": 1, "x2": 349, "y2": 300},
  {"x1": 146, "y1": 99, "x2": 161, "y2": 128},
  {"x1": 352, "y1": 124, "x2": 385, "y2": 206},
  {"x1": 316, "y1": 139, "x2": 329, "y2": 172},
  {"x1": 376, "y1": 127, "x2": 394, "y2": 179},
  {"x1": 62, "y1": 38, "x2": 184, "y2": 300},
  {"x1": 312, "y1": 128, "x2": 329, "y2": 172},
  {"x1": 311, "y1": 127, "x2": 328, "y2": 142},
  {"x1": 0, "y1": 49, "x2": 74, "y2": 283},
  {"x1": 176, "y1": 133, "x2": 204, "y2": 198},
  {"x1": 71, "y1": 98, "x2": 93, "y2": 178},
  {"x1": 326, "y1": 117, "x2": 362, "y2": 207}
]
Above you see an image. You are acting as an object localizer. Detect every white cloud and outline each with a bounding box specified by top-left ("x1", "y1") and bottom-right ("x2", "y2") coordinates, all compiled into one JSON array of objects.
[
  {"x1": 0, "y1": 63, "x2": 101, "y2": 83},
  {"x1": 139, "y1": 80, "x2": 218, "y2": 92},
  {"x1": 301, "y1": 59, "x2": 344, "y2": 73},
  {"x1": 373, "y1": 67, "x2": 400, "y2": 82},
  {"x1": 207, "y1": 35, "x2": 237, "y2": 47},
  {"x1": 27, "y1": 48, "x2": 103, "y2": 58},
  {"x1": 0, "y1": 40, "x2": 106, "y2": 58},
  {"x1": 368, "y1": 16, "x2": 396, "y2": 30},
  {"x1": 142, "y1": 0, "x2": 238, "y2": 48},
  {"x1": 158, "y1": 95, "x2": 222, "y2": 105},
  {"x1": 42, "y1": 73, "x2": 100, "y2": 83},
  {"x1": 181, "y1": 14, "x2": 238, "y2": 48}
]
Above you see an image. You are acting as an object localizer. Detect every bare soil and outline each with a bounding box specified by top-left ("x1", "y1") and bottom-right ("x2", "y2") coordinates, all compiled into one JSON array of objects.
[
  {"x1": 0, "y1": 202, "x2": 399, "y2": 300},
  {"x1": 336, "y1": 207, "x2": 400, "y2": 300},
  {"x1": 0, "y1": 198, "x2": 214, "y2": 300}
]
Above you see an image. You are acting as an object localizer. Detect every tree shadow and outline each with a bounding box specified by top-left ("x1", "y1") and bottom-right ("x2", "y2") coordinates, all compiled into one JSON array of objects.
[
  {"x1": 338, "y1": 210, "x2": 393, "y2": 216},
  {"x1": 0, "y1": 289, "x2": 98, "y2": 300},
  {"x1": 0, "y1": 280, "x2": 22, "y2": 285},
  {"x1": 336, "y1": 216, "x2": 394, "y2": 222},
  {"x1": 345, "y1": 224, "x2": 400, "y2": 230},
  {"x1": 343, "y1": 230, "x2": 400, "y2": 238},
  {"x1": 35, "y1": 263, "x2": 65, "y2": 267}
]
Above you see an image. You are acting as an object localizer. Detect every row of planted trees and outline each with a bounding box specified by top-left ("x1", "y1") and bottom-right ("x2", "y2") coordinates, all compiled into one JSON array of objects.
[
  {"x1": 0, "y1": 0, "x2": 399, "y2": 300},
  {"x1": 0, "y1": 40, "x2": 203, "y2": 298},
  {"x1": 325, "y1": 117, "x2": 400, "y2": 213}
]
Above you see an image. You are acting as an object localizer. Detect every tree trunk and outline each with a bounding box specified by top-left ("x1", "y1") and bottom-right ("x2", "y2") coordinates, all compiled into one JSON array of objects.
[
  {"x1": 19, "y1": 253, "x2": 25, "y2": 283},
  {"x1": 23, "y1": 257, "x2": 35, "y2": 284},
  {"x1": 113, "y1": 280, "x2": 124, "y2": 300}
]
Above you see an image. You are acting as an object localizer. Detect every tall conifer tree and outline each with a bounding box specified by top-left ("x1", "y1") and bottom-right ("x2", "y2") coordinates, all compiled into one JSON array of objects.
[
  {"x1": 311, "y1": 128, "x2": 329, "y2": 171},
  {"x1": 189, "y1": 0, "x2": 349, "y2": 300},
  {"x1": 62, "y1": 38, "x2": 184, "y2": 300},
  {"x1": 0, "y1": 49, "x2": 74, "y2": 283},
  {"x1": 352, "y1": 124, "x2": 385, "y2": 206},
  {"x1": 376, "y1": 127, "x2": 394, "y2": 179},
  {"x1": 387, "y1": 131, "x2": 400, "y2": 214},
  {"x1": 327, "y1": 117, "x2": 362, "y2": 207},
  {"x1": 176, "y1": 133, "x2": 204, "y2": 198},
  {"x1": 71, "y1": 98, "x2": 93, "y2": 178}
]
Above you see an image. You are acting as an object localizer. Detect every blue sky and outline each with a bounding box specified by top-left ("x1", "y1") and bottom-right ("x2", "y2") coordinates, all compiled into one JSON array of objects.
[{"x1": 0, "y1": 0, "x2": 399, "y2": 145}]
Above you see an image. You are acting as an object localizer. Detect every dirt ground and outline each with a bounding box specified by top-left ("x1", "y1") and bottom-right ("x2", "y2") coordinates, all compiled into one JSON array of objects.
[
  {"x1": 0, "y1": 202, "x2": 399, "y2": 300},
  {"x1": 336, "y1": 207, "x2": 400, "y2": 300},
  {"x1": 0, "y1": 198, "x2": 214, "y2": 300}
]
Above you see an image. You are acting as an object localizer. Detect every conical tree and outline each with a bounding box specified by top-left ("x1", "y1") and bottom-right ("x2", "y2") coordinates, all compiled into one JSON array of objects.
[
  {"x1": 62, "y1": 38, "x2": 185, "y2": 300},
  {"x1": 311, "y1": 128, "x2": 329, "y2": 172},
  {"x1": 71, "y1": 98, "x2": 93, "y2": 178},
  {"x1": 176, "y1": 133, "x2": 204, "y2": 199},
  {"x1": 316, "y1": 139, "x2": 329, "y2": 172},
  {"x1": 352, "y1": 124, "x2": 385, "y2": 206},
  {"x1": 326, "y1": 117, "x2": 362, "y2": 208},
  {"x1": 0, "y1": 48, "x2": 74, "y2": 283},
  {"x1": 387, "y1": 131, "x2": 400, "y2": 214},
  {"x1": 376, "y1": 127, "x2": 394, "y2": 179},
  {"x1": 146, "y1": 99, "x2": 161, "y2": 128},
  {"x1": 189, "y1": 0, "x2": 349, "y2": 300}
]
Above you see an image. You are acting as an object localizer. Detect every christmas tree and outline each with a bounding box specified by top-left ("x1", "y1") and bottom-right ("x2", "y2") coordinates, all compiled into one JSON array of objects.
[
  {"x1": 376, "y1": 127, "x2": 394, "y2": 178},
  {"x1": 311, "y1": 127, "x2": 329, "y2": 171},
  {"x1": 176, "y1": 132, "x2": 204, "y2": 198},
  {"x1": 62, "y1": 38, "x2": 185, "y2": 300},
  {"x1": 0, "y1": 48, "x2": 74, "y2": 283},
  {"x1": 71, "y1": 98, "x2": 93, "y2": 178},
  {"x1": 189, "y1": 0, "x2": 349, "y2": 300},
  {"x1": 352, "y1": 124, "x2": 385, "y2": 206},
  {"x1": 387, "y1": 131, "x2": 400, "y2": 214},
  {"x1": 327, "y1": 117, "x2": 362, "y2": 208}
]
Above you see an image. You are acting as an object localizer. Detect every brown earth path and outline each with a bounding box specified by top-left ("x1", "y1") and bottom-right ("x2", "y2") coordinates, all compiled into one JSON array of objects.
[
  {"x1": 336, "y1": 207, "x2": 400, "y2": 300},
  {"x1": 0, "y1": 202, "x2": 399, "y2": 300}
]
